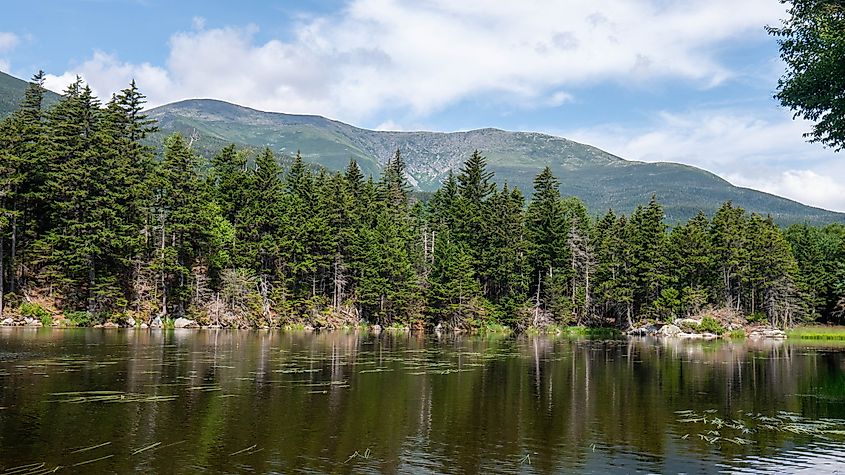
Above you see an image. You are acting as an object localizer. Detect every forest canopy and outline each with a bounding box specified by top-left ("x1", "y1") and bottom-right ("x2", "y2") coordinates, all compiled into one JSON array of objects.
[{"x1": 1, "y1": 75, "x2": 844, "y2": 329}]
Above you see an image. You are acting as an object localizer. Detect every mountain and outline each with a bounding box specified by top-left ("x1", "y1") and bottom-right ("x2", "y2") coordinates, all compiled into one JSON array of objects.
[
  {"x1": 0, "y1": 68, "x2": 840, "y2": 225},
  {"x1": 148, "y1": 99, "x2": 845, "y2": 225},
  {"x1": 0, "y1": 70, "x2": 61, "y2": 118}
]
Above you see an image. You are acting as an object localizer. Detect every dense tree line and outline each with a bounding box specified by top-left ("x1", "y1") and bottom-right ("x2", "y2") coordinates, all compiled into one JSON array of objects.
[{"x1": 1, "y1": 76, "x2": 843, "y2": 328}]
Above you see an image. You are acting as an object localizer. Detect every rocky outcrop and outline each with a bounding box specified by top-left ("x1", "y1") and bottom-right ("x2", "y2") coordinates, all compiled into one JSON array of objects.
[
  {"x1": 628, "y1": 324, "x2": 659, "y2": 336},
  {"x1": 174, "y1": 317, "x2": 199, "y2": 329},
  {"x1": 748, "y1": 327, "x2": 787, "y2": 339},
  {"x1": 658, "y1": 324, "x2": 682, "y2": 337}
]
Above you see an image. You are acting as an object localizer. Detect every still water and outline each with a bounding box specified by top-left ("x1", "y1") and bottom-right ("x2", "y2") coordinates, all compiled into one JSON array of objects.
[{"x1": 0, "y1": 329, "x2": 843, "y2": 474}]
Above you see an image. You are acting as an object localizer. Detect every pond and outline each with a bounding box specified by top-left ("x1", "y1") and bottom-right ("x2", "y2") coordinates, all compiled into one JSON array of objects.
[{"x1": 0, "y1": 329, "x2": 843, "y2": 474}]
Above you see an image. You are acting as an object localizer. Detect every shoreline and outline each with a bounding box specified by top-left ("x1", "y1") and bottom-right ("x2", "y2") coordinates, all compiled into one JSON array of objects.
[{"x1": 2, "y1": 318, "x2": 840, "y2": 341}]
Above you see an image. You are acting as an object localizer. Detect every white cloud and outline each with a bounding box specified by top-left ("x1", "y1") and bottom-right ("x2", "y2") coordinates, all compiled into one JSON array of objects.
[
  {"x1": 565, "y1": 108, "x2": 845, "y2": 212},
  {"x1": 191, "y1": 16, "x2": 206, "y2": 30},
  {"x1": 374, "y1": 119, "x2": 404, "y2": 131},
  {"x1": 0, "y1": 31, "x2": 19, "y2": 71},
  {"x1": 44, "y1": 51, "x2": 173, "y2": 101},
  {"x1": 0, "y1": 32, "x2": 18, "y2": 52},
  {"x1": 729, "y1": 169, "x2": 845, "y2": 213},
  {"x1": 43, "y1": 0, "x2": 786, "y2": 123}
]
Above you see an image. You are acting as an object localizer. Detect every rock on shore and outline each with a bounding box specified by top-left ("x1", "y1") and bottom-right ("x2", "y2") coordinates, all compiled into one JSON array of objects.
[{"x1": 174, "y1": 317, "x2": 199, "y2": 329}]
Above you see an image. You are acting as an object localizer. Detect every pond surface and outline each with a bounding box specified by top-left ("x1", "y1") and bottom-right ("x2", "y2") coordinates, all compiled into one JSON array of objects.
[{"x1": 0, "y1": 329, "x2": 844, "y2": 474}]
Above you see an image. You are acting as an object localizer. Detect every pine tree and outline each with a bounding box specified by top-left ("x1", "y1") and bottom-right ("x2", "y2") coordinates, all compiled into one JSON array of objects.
[
  {"x1": 454, "y1": 150, "x2": 496, "y2": 284},
  {"x1": 6, "y1": 71, "x2": 48, "y2": 293},
  {"x1": 711, "y1": 202, "x2": 748, "y2": 311},
  {"x1": 481, "y1": 185, "x2": 529, "y2": 321},
  {"x1": 381, "y1": 149, "x2": 410, "y2": 211},
  {"x1": 626, "y1": 196, "x2": 670, "y2": 317},
  {"x1": 593, "y1": 211, "x2": 636, "y2": 327},
  {"x1": 526, "y1": 167, "x2": 569, "y2": 320},
  {"x1": 40, "y1": 81, "x2": 112, "y2": 311},
  {"x1": 427, "y1": 233, "x2": 483, "y2": 328},
  {"x1": 746, "y1": 215, "x2": 802, "y2": 327},
  {"x1": 668, "y1": 211, "x2": 715, "y2": 315},
  {"x1": 240, "y1": 148, "x2": 284, "y2": 275},
  {"x1": 154, "y1": 133, "x2": 224, "y2": 316}
]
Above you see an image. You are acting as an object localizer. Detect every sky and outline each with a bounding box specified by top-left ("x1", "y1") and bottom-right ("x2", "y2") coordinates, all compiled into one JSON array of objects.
[{"x1": 2, "y1": 0, "x2": 843, "y2": 211}]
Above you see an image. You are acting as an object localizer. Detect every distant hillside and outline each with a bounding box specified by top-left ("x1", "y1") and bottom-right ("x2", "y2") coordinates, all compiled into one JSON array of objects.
[
  {"x1": 1, "y1": 69, "x2": 840, "y2": 226},
  {"x1": 147, "y1": 99, "x2": 845, "y2": 225},
  {"x1": 0, "y1": 70, "x2": 61, "y2": 118}
]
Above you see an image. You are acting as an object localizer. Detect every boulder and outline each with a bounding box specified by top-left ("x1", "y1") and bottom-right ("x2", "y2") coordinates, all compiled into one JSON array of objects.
[
  {"x1": 674, "y1": 318, "x2": 702, "y2": 332},
  {"x1": 173, "y1": 317, "x2": 199, "y2": 329},
  {"x1": 126, "y1": 316, "x2": 136, "y2": 327},
  {"x1": 139, "y1": 323, "x2": 149, "y2": 329},
  {"x1": 628, "y1": 324, "x2": 659, "y2": 336},
  {"x1": 150, "y1": 316, "x2": 163, "y2": 328},
  {"x1": 29, "y1": 321, "x2": 43, "y2": 327},
  {"x1": 1, "y1": 317, "x2": 14, "y2": 326},
  {"x1": 748, "y1": 327, "x2": 787, "y2": 339},
  {"x1": 24, "y1": 317, "x2": 35, "y2": 325},
  {"x1": 102, "y1": 321, "x2": 120, "y2": 328},
  {"x1": 658, "y1": 324, "x2": 682, "y2": 337}
]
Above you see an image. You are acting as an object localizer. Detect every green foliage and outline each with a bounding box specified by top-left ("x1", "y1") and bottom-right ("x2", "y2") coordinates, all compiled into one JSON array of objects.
[
  {"x1": 140, "y1": 99, "x2": 845, "y2": 226},
  {"x1": 19, "y1": 303, "x2": 50, "y2": 322},
  {"x1": 0, "y1": 75, "x2": 840, "y2": 331},
  {"x1": 696, "y1": 316, "x2": 726, "y2": 335},
  {"x1": 747, "y1": 312, "x2": 769, "y2": 324},
  {"x1": 768, "y1": 0, "x2": 845, "y2": 151},
  {"x1": 65, "y1": 311, "x2": 94, "y2": 327},
  {"x1": 787, "y1": 325, "x2": 845, "y2": 340}
]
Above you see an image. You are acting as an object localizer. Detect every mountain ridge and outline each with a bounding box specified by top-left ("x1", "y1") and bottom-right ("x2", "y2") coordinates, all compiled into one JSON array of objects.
[
  {"x1": 0, "y1": 70, "x2": 841, "y2": 225},
  {"x1": 147, "y1": 98, "x2": 843, "y2": 225}
]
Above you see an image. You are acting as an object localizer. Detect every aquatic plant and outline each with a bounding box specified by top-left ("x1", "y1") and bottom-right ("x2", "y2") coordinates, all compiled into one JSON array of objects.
[{"x1": 787, "y1": 326, "x2": 845, "y2": 340}]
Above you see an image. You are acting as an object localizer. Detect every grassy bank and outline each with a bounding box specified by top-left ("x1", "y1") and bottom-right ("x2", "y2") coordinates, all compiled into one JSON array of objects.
[{"x1": 787, "y1": 326, "x2": 845, "y2": 341}]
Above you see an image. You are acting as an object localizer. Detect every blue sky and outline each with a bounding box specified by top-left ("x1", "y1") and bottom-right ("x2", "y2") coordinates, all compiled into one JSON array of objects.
[{"x1": 2, "y1": 0, "x2": 843, "y2": 211}]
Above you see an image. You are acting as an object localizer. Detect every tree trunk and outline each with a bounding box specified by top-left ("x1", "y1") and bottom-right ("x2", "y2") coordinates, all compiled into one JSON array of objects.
[
  {"x1": 0, "y1": 231, "x2": 4, "y2": 321},
  {"x1": 87, "y1": 261, "x2": 96, "y2": 314},
  {"x1": 160, "y1": 211, "x2": 167, "y2": 316},
  {"x1": 9, "y1": 207, "x2": 16, "y2": 293},
  {"x1": 9, "y1": 199, "x2": 18, "y2": 292}
]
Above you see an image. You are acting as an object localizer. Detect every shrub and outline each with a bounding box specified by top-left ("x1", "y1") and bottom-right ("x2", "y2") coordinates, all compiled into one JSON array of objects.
[
  {"x1": 747, "y1": 312, "x2": 768, "y2": 324},
  {"x1": 19, "y1": 303, "x2": 51, "y2": 323},
  {"x1": 65, "y1": 311, "x2": 94, "y2": 327},
  {"x1": 697, "y1": 316, "x2": 726, "y2": 335}
]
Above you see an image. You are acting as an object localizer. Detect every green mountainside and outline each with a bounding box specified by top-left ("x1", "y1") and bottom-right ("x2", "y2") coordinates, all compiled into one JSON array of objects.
[
  {"x1": 1, "y1": 70, "x2": 841, "y2": 225},
  {"x1": 0, "y1": 70, "x2": 60, "y2": 117},
  {"x1": 147, "y1": 99, "x2": 845, "y2": 225}
]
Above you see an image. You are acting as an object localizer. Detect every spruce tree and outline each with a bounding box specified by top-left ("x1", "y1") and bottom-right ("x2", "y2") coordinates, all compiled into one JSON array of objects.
[{"x1": 526, "y1": 167, "x2": 569, "y2": 319}]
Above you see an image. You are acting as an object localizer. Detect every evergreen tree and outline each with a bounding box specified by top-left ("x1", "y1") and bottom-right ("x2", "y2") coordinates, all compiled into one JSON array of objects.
[
  {"x1": 626, "y1": 197, "x2": 670, "y2": 317},
  {"x1": 526, "y1": 167, "x2": 569, "y2": 320},
  {"x1": 481, "y1": 185, "x2": 529, "y2": 321},
  {"x1": 668, "y1": 211, "x2": 715, "y2": 315},
  {"x1": 746, "y1": 215, "x2": 802, "y2": 327},
  {"x1": 711, "y1": 202, "x2": 748, "y2": 311},
  {"x1": 427, "y1": 233, "x2": 483, "y2": 328},
  {"x1": 381, "y1": 149, "x2": 410, "y2": 211},
  {"x1": 154, "y1": 133, "x2": 225, "y2": 316}
]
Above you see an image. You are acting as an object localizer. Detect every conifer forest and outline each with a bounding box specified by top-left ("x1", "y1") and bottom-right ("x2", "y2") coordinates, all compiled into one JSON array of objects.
[{"x1": 1, "y1": 75, "x2": 844, "y2": 330}]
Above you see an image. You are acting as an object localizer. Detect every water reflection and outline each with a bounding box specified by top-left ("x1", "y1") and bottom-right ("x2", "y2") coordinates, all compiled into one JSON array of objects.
[{"x1": 0, "y1": 329, "x2": 843, "y2": 474}]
